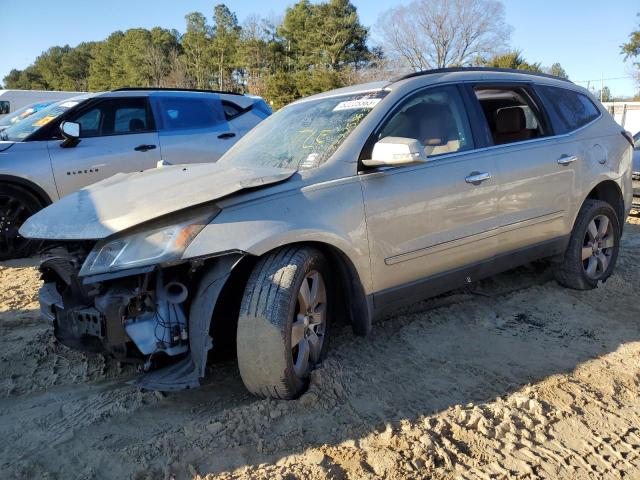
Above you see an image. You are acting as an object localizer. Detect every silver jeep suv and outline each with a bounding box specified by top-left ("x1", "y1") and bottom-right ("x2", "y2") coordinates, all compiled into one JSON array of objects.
[
  {"x1": 21, "y1": 68, "x2": 634, "y2": 399},
  {"x1": 0, "y1": 88, "x2": 271, "y2": 259}
]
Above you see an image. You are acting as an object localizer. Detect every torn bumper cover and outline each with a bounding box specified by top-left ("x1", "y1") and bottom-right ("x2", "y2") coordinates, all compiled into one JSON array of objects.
[{"x1": 39, "y1": 250, "x2": 243, "y2": 390}]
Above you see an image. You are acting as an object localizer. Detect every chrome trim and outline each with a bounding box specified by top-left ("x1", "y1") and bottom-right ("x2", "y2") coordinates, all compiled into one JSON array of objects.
[
  {"x1": 465, "y1": 172, "x2": 492, "y2": 184},
  {"x1": 557, "y1": 155, "x2": 578, "y2": 166}
]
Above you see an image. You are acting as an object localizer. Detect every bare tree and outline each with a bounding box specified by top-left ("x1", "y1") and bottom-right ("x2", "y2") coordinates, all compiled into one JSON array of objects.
[{"x1": 377, "y1": 0, "x2": 511, "y2": 70}]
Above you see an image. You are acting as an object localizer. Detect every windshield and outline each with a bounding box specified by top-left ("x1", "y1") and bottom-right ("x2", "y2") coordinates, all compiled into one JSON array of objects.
[
  {"x1": 0, "y1": 99, "x2": 81, "y2": 142},
  {"x1": 0, "y1": 102, "x2": 53, "y2": 128},
  {"x1": 219, "y1": 90, "x2": 388, "y2": 170}
]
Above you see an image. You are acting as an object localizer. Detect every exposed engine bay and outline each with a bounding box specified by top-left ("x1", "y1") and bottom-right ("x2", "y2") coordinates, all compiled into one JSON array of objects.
[{"x1": 38, "y1": 244, "x2": 244, "y2": 389}]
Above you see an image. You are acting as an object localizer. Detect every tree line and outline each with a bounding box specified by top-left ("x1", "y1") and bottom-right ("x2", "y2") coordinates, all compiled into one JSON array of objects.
[{"x1": 3, "y1": 0, "x2": 577, "y2": 109}]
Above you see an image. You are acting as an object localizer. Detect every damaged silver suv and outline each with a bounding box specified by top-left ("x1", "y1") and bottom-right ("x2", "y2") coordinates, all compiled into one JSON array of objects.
[{"x1": 21, "y1": 68, "x2": 634, "y2": 399}]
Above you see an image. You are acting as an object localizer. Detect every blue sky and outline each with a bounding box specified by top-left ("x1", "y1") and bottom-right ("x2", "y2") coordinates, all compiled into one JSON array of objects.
[{"x1": 1, "y1": 0, "x2": 638, "y2": 96}]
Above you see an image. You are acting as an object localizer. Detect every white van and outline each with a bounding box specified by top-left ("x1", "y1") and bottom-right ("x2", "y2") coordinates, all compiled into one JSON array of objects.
[{"x1": 0, "y1": 89, "x2": 84, "y2": 119}]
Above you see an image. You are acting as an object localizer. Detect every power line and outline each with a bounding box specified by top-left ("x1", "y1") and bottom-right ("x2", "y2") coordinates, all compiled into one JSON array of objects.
[{"x1": 573, "y1": 75, "x2": 635, "y2": 83}]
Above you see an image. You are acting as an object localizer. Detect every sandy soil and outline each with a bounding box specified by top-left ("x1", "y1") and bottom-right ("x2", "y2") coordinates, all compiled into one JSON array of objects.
[{"x1": 1, "y1": 217, "x2": 639, "y2": 480}]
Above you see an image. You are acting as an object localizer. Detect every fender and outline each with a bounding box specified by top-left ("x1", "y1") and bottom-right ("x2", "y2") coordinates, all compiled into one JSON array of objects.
[
  {"x1": 132, "y1": 254, "x2": 244, "y2": 390},
  {"x1": 183, "y1": 180, "x2": 373, "y2": 295},
  {"x1": 0, "y1": 174, "x2": 55, "y2": 207}
]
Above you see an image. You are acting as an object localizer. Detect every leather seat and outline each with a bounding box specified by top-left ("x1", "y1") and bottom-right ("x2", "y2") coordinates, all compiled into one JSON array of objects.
[
  {"x1": 381, "y1": 101, "x2": 462, "y2": 156},
  {"x1": 493, "y1": 107, "x2": 534, "y2": 145}
]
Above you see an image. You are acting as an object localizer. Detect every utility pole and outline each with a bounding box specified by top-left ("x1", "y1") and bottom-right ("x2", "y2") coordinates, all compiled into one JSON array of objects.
[{"x1": 600, "y1": 72, "x2": 604, "y2": 102}]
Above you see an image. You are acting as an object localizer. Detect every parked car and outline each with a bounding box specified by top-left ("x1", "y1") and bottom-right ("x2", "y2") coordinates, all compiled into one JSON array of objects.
[
  {"x1": 0, "y1": 89, "x2": 83, "y2": 120},
  {"x1": 21, "y1": 68, "x2": 633, "y2": 399},
  {"x1": 0, "y1": 101, "x2": 55, "y2": 131},
  {"x1": 0, "y1": 88, "x2": 271, "y2": 259}
]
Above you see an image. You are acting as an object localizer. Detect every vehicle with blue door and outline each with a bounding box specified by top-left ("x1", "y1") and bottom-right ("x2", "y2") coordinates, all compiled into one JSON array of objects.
[{"x1": 0, "y1": 88, "x2": 271, "y2": 259}]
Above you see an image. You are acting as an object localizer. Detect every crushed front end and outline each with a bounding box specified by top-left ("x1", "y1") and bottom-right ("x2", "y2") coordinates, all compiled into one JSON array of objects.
[
  {"x1": 40, "y1": 245, "x2": 194, "y2": 363},
  {"x1": 37, "y1": 236, "x2": 244, "y2": 390}
]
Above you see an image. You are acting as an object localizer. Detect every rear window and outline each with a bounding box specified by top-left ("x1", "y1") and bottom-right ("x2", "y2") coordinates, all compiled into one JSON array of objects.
[
  {"x1": 156, "y1": 96, "x2": 226, "y2": 131},
  {"x1": 537, "y1": 86, "x2": 600, "y2": 134}
]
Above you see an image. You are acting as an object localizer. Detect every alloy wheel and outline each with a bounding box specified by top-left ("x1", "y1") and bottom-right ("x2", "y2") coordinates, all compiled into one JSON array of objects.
[
  {"x1": 291, "y1": 270, "x2": 327, "y2": 378},
  {"x1": 0, "y1": 194, "x2": 32, "y2": 257},
  {"x1": 581, "y1": 214, "x2": 615, "y2": 280}
]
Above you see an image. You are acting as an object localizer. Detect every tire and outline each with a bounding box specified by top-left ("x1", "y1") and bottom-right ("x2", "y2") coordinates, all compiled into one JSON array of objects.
[
  {"x1": 0, "y1": 184, "x2": 42, "y2": 261},
  {"x1": 553, "y1": 199, "x2": 620, "y2": 290},
  {"x1": 237, "y1": 246, "x2": 330, "y2": 399}
]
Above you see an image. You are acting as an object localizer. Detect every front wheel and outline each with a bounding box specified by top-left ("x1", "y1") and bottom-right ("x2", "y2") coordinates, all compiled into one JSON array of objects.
[
  {"x1": 237, "y1": 247, "x2": 330, "y2": 399},
  {"x1": 0, "y1": 184, "x2": 42, "y2": 261},
  {"x1": 553, "y1": 199, "x2": 620, "y2": 290}
]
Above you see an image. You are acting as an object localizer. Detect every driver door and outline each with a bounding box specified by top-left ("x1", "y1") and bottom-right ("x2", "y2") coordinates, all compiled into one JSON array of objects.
[
  {"x1": 360, "y1": 85, "x2": 499, "y2": 309},
  {"x1": 48, "y1": 97, "x2": 161, "y2": 198}
]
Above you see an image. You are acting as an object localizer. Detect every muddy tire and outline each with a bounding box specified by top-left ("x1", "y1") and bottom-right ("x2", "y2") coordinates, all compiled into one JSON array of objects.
[
  {"x1": 553, "y1": 199, "x2": 620, "y2": 290},
  {"x1": 0, "y1": 184, "x2": 42, "y2": 261},
  {"x1": 237, "y1": 246, "x2": 330, "y2": 399}
]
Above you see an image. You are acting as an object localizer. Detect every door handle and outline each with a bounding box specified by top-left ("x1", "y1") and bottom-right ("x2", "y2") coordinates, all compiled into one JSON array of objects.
[
  {"x1": 134, "y1": 144, "x2": 157, "y2": 152},
  {"x1": 465, "y1": 171, "x2": 492, "y2": 185},
  {"x1": 557, "y1": 154, "x2": 578, "y2": 166},
  {"x1": 217, "y1": 132, "x2": 236, "y2": 139}
]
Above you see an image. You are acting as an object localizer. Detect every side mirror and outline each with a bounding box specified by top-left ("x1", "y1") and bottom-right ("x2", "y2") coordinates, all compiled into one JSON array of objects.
[
  {"x1": 362, "y1": 137, "x2": 428, "y2": 168},
  {"x1": 0, "y1": 101, "x2": 9, "y2": 115},
  {"x1": 60, "y1": 121, "x2": 80, "y2": 148}
]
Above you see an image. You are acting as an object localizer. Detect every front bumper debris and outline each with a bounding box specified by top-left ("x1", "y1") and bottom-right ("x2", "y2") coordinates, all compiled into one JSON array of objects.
[{"x1": 38, "y1": 247, "x2": 243, "y2": 390}]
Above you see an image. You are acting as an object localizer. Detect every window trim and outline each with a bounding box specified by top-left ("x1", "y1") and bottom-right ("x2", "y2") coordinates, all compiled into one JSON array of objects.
[
  {"x1": 222, "y1": 100, "x2": 252, "y2": 120},
  {"x1": 153, "y1": 95, "x2": 228, "y2": 131},
  {"x1": 533, "y1": 84, "x2": 602, "y2": 135},
  {"x1": 68, "y1": 97, "x2": 156, "y2": 138},
  {"x1": 357, "y1": 83, "x2": 476, "y2": 171},
  {"x1": 357, "y1": 81, "x2": 606, "y2": 176},
  {"x1": 468, "y1": 82, "x2": 555, "y2": 144}
]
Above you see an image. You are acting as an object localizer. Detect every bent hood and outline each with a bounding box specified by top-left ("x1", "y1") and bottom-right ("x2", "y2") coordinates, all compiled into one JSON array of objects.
[{"x1": 20, "y1": 163, "x2": 295, "y2": 240}]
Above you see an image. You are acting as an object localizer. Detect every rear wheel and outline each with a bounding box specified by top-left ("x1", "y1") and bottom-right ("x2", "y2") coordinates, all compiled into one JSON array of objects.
[
  {"x1": 0, "y1": 184, "x2": 42, "y2": 260},
  {"x1": 553, "y1": 199, "x2": 620, "y2": 290},
  {"x1": 237, "y1": 246, "x2": 330, "y2": 399}
]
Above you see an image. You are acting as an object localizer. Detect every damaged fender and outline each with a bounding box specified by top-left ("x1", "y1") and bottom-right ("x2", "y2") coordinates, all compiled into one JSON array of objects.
[{"x1": 133, "y1": 253, "x2": 244, "y2": 391}]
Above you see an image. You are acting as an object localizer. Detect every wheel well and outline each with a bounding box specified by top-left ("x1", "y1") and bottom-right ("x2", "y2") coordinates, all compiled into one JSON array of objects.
[
  {"x1": 585, "y1": 180, "x2": 625, "y2": 232},
  {"x1": 0, "y1": 176, "x2": 52, "y2": 209},
  {"x1": 208, "y1": 241, "x2": 372, "y2": 354}
]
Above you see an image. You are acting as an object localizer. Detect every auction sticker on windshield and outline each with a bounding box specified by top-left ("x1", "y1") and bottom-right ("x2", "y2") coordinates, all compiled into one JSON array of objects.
[
  {"x1": 333, "y1": 98, "x2": 382, "y2": 111},
  {"x1": 32, "y1": 115, "x2": 56, "y2": 127}
]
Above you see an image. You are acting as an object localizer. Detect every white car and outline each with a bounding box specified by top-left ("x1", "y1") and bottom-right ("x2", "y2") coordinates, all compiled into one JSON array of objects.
[{"x1": 0, "y1": 88, "x2": 271, "y2": 259}]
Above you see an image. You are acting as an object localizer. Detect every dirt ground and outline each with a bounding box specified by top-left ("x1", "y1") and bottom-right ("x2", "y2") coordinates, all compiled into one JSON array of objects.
[{"x1": 1, "y1": 216, "x2": 639, "y2": 480}]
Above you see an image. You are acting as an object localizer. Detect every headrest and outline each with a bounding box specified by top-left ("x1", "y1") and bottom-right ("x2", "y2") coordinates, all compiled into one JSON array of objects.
[
  {"x1": 495, "y1": 107, "x2": 526, "y2": 134},
  {"x1": 129, "y1": 118, "x2": 145, "y2": 132},
  {"x1": 410, "y1": 102, "x2": 453, "y2": 146}
]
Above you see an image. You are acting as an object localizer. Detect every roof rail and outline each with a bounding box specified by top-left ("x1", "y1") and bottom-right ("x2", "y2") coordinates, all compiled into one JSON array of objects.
[
  {"x1": 393, "y1": 67, "x2": 573, "y2": 83},
  {"x1": 111, "y1": 87, "x2": 244, "y2": 95}
]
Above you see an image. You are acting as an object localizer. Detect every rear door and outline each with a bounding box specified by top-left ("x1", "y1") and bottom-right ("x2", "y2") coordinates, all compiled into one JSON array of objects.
[
  {"x1": 360, "y1": 85, "x2": 499, "y2": 308},
  {"x1": 48, "y1": 97, "x2": 160, "y2": 198},
  {"x1": 467, "y1": 83, "x2": 579, "y2": 254},
  {"x1": 152, "y1": 94, "x2": 236, "y2": 165}
]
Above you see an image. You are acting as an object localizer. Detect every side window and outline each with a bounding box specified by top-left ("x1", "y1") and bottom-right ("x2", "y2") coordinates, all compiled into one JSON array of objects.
[
  {"x1": 73, "y1": 107, "x2": 102, "y2": 137},
  {"x1": 113, "y1": 106, "x2": 148, "y2": 134},
  {"x1": 537, "y1": 85, "x2": 600, "y2": 134},
  {"x1": 156, "y1": 96, "x2": 226, "y2": 130},
  {"x1": 69, "y1": 98, "x2": 151, "y2": 137},
  {"x1": 222, "y1": 101, "x2": 243, "y2": 119},
  {"x1": 378, "y1": 86, "x2": 473, "y2": 157},
  {"x1": 473, "y1": 86, "x2": 548, "y2": 146}
]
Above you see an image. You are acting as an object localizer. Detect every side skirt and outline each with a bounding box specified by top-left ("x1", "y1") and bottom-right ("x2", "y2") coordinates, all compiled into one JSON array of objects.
[{"x1": 372, "y1": 236, "x2": 569, "y2": 318}]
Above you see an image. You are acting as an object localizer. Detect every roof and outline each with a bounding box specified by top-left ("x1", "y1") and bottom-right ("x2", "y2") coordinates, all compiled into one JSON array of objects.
[
  {"x1": 392, "y1": 67, "x2": 572, "y2": 84},
  {"x1": 111, "y1": 87, "x2": 243, "y2": 96}
]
